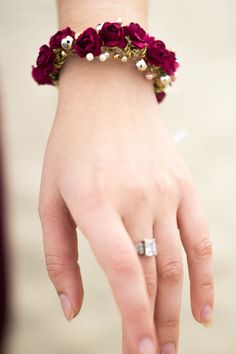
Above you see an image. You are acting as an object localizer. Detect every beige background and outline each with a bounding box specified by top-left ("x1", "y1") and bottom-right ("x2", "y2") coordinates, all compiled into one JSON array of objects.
[{"x1": 0, "y1": 0, "x2": 236, "y2": 353}]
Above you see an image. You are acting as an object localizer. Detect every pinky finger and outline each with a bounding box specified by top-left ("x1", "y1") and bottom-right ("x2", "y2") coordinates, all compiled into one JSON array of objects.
[{"x1": 177, "y1": 188, "x2": 214, "y2": 327}]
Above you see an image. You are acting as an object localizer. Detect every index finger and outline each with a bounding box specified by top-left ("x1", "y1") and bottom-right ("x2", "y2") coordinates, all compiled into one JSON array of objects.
[{"x1": 75, "y1": 205, "x2": 158, "y2": 354}]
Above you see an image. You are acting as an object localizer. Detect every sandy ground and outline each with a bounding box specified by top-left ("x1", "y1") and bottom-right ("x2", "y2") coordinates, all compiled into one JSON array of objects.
[{"x1": 0, "y1": 0, "x2": 236, "y2": 353}]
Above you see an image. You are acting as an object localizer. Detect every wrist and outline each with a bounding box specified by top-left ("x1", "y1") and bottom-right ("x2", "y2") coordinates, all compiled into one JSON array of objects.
[
  {"x1": 58, "y1": 54, "x2": 155, "y2": 96},
  {"x1": 57, "y1": 0, "x2": 148, "y2": 30},
  {"x1": 56, "y1": 1, "x2": 151, "y2": 101},
  {"x1": 32, "y1": 2, "x2": 179, "y2": 106}
]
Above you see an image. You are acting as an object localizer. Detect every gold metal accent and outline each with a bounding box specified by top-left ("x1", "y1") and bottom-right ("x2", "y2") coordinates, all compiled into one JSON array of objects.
[
  {"x1": 123, "y1": 37, "x2": 147, "y2": 59},
  {"x1": 153, "y1": 78, "x2": 168, "y2": 93},
  {"x1": 146, "y1": 65, "x2": 169, "y2": 94},
  {"x1": 113, "y1": 53, "x2": 120, "y2": 60},
  {"x1": 50, "y1": 49, "x2": 76, "y2": 84}
]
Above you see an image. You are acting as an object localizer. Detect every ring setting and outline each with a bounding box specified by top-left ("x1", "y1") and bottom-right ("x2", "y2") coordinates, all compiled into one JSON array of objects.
[{"x1": 135, "y1": 238, "x2": 157, "y2": 257}]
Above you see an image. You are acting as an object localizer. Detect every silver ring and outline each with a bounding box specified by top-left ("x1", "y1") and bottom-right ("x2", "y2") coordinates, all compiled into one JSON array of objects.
[{"x1": 135, "y1": 238, "x2": 158, "y2": 257}]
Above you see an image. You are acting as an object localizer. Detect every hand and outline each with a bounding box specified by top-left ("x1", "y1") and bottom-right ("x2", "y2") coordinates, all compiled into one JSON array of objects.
[{"x1": 39, "y1": 57, "x2": 214, "y2": 354}]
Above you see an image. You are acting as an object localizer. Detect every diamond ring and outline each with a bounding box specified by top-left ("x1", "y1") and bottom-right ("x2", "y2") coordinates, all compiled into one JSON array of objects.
[{"x1": 135, "y1": 238, "x2": 157, "y2": 257}]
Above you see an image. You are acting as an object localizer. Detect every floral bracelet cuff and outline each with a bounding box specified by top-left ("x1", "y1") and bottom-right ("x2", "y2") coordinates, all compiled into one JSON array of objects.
[{"x1": 32, "y1": 18, "x2": 179, "y2": 103}]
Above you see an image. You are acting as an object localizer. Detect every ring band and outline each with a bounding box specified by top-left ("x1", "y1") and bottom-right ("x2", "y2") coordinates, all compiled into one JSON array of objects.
[{"x1": 135, "y1": 238, "x2": 157, "y2": 257}]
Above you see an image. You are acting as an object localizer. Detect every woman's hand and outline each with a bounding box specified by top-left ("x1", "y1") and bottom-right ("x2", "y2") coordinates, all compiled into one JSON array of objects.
[{"x1": 39, "y1": 56, "x2": 214, "y2": 354}]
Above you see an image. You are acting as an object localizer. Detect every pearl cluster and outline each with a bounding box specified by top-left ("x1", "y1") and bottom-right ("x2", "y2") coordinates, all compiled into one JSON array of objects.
[
  {"x1": 84, "y1": 18, "x2": 124, "y2": 63},
  {"x1": 85, "y1": 51, "x2": 110, "y2": 62}
]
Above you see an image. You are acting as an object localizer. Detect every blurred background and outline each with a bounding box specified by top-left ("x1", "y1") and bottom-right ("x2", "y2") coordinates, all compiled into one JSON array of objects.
[{"x1": 0, "y1": 0, "x2": 235, "y2": 353}]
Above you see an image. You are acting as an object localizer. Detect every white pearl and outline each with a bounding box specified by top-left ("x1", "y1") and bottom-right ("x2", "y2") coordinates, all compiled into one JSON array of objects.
[
  {"x1": 121, "y1": 55, "x2": 128, "y2": 63},
  {"x1": 161, "y1": 75, "x2": 171, "y2": 84},
  {"x1": 86, "y1": 53, "x2": 94, "y2": 61},
  {"x1": 145, "y1": 72, "x2": 154, "y2": 80},
  {"x1": 116, "y1": 17, "x2": 122, "y2": 24},
  {"x1": 74, "y1": 32, "x2": 81, "y2": 39},
  {"x1": 136, "y1": 59, "x2": 148, "y2": 72},
  {"x1": 61, "y1": 36, "x2": 74, "y2": 50},
  {"x1": 99, "y1": 53, "x2": 107, "y2": 62},
  {"x1": 96, "y1": 23, "x2": 104, "y2": 31}
]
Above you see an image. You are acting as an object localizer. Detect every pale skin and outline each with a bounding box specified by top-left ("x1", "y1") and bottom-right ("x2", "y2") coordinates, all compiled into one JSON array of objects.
[{"x1": 39, "y1": 1, "x2": 214, "y2": 354}]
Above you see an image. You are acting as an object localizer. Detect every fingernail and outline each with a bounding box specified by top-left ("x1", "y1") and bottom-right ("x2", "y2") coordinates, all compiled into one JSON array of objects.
[
  {"x1": 201, "y1": 304, "x2": 213, "y2": 327},
  {"x1": 59, "y1": 293, "x2": 75, "y2": 321},
  {"x1": 161, "y1": 343, "x2": 175, "y2": 354},
  {"x1": 139, "y1": 337, "x2": 154, "y2": 354}
]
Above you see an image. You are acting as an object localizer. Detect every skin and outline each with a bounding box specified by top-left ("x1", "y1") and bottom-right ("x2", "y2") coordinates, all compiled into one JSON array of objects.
[{"x1": 39, "y1": 1, "x2": 214, "y2": 353}]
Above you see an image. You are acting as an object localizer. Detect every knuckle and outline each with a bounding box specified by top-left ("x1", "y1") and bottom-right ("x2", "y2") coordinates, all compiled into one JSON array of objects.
[
  {"x1": 178, "y1": 174, "x2": 196, "y2": 194},
  {"x1": 199, "y1": 279, "x2": 214, "y2": 292},
  {"x1": 108, "y1": 246, "x2": 138, "y2": 277},
  {"x1": 45, "y1": 255, "x2": 74, "y2": 281},
  {"x1": 145, "y1": 274, "x2": 157, "y2": 298},
  {"x1": 125, "y1": 179, "x2": 150, "y2": 204},
  {"x1": 38, "y1": 201, "x2": 57, "y2": 223},
  {"x1": 155, "y1": 175, "x2": 178, "y2": 199},
  {"x1": 158, "y1": 318, "x2": 179, "y2": 330},
  {"x1": 126, "y1": 302, "x2": 150, "y2": 322},
  {"x1": 193, "y1": 237, "x2": 213, "y2": 259},
  {"x1": 159, "y1": 261, "x2": 183, "y2": 285},
  {"x1": 78, "y1": 185, "x2": 107, "y2": 210}
]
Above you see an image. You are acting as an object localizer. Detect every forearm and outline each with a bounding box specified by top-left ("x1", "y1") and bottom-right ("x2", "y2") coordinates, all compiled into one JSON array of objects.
[
  {"x1": 55, "y1": 0, "x2": 156, "y2": 121},
  {"x1": 57, "y1": 0, "x2": 156, "y2": 125},
  {"x1": 57, "y1": 0, "x2": 148, "y2": 30}
]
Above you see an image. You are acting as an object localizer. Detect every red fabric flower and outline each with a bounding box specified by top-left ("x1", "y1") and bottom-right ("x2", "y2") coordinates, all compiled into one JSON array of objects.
[
  {"x1": 146, "y1": 40, "x2": 166, "y2": 65},
  {"x1": 36, "y1": 45, "x2": 55, "y2": 68},
  {"x1": 147, "y1": 40, "x2": 179, "y2": 75},
  {"x1": 99, "y1": 22, "x2": 127, "y2": 48},
  {"x1": 156, "y1": 91, "x2": 166, "y2": 103},
  {"x1": 32, "y1": 66, "x2": 53, "y2": 85},
  {"x1": 49, "y1": 27, "x2": 75, "y2": 49},
  {"x1": 32, "y1": 45, "x2": 55, "y2": 85},
  {"x1": 161, "y1": 50, "x2": 179, "y2": 76},
  {"x1": 124, "y1": 22, "x2": 153, "y2": 49},
  {"x1": 74, "y1": 27, "x2": 102, "y2": 57}
]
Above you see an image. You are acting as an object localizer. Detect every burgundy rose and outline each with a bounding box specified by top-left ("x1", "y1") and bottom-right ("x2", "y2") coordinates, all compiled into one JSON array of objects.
[
  {"x1": 161, "y1": 50, "x2": 179, "y2": 76},
  {"x1": 99, "y1": 22, "x2": 127, "y2": 48},
  {"x1": 74, "y1": 27, "x2": 102, "y2": 57},
  {"x1": 32, "y1": 66, "x2": 53, "y2": 85},
  {"x1": 146, "y1": 40, "x2": 166, "y2": 65},
  {"x1": 49, "y1": 27, "x2": 75, "y2": 49},
  {"x1": 147, "y1": 40, "x2": 179, "y2": 75},
  {"x1": 156, "y1": 91, "x2": 166, "y2": 103},
  {"x1": 124, "y1": 22, "x2": 153, "y2": 49},
  {"x1": 36, "y1": 45, "x2": 55, "y2": 68},
  {"x1": 32, "y1": 45, "x2": 56, "y2": 85}
]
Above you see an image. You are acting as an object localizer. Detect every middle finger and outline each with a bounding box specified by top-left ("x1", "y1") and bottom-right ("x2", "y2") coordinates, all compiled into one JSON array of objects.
[
  {"x1": 122, "y1": 207, "x2": 157, "y2": 354},
  {"x1": 154, "y1": 209, "x2": 183, "y2": 354}
]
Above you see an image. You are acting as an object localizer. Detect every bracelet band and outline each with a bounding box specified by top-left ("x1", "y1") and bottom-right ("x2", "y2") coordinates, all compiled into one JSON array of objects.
[{"x1": 32, "y1": 18, "x2": 179, "y2": 103}]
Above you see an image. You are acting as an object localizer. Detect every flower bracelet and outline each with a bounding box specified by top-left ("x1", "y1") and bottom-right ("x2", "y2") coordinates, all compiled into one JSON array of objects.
[{"x1": 32, "y1": 18, "x2": 179, "y2": 103}]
